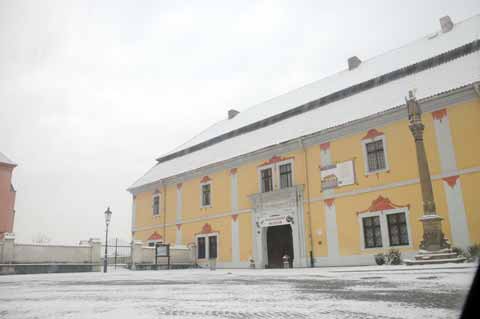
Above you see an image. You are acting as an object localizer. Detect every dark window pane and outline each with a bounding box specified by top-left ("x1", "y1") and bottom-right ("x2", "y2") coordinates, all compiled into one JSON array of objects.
[
  {"x1": 153, "y1": 196, "x2": 160, "y2": 215},
  {"x1": 202, "y1": 184, "x2": 211, "y2": 206},
  {"x1": 197, "y1": 237, "x2": 206, "y2": 259},
  {"x1": 279, "y1": 163, "x2": 292, "y2": 189},
  {"x1": 208, "y1": 236, "x2": 217, "y2": 259},
  {"x1": 363, "y1": 216, "x2": 382, "y2": 248},
  {"x1": 366, "y1": 140, "x2": 386, "y2": 172},
  {"x1": 387, "y1": 213, "x2": 409, "y2": 246},
  {"x1": 261, "y1": 168, "x2": 273, "y2": 192}
]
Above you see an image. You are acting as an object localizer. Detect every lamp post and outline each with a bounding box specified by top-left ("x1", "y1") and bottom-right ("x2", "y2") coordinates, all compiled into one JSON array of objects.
[{"x1": 104, "y1": 207, "x2": 112, "y2": 273}]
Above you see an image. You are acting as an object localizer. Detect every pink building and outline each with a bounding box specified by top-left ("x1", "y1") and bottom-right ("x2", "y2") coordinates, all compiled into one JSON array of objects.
[{"x1": 0, "y1": 152, "x2": 16, "y2": 239}]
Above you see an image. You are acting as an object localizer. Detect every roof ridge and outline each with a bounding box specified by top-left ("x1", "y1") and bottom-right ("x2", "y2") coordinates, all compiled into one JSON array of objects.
[{"x1": 155, "y1": 39, "x2": 480, "y2": 164}]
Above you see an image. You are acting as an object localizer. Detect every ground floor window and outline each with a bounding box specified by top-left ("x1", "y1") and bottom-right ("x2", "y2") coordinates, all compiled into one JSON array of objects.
[
  {"x1": 147, "y1": 241, "x2": 162, "y2": 247},
  {"x1": 362, "y1": 216, "x2": 383, "y2": 248},
  {"x1": 360, "y1": 211, "x2": 410, "y2": 249},
  {"x1": 387, "y1": 213, "x2": 409, "y2": 246},
  {"x1": 208, "y1": 236, "x2": 217, "y2": 259},
  {"x1": 197, "y1": 234, "x2": 218, "y2": 259},
  {"x1": 197, "y1": 237, "x2": 206, "y2": 259}
]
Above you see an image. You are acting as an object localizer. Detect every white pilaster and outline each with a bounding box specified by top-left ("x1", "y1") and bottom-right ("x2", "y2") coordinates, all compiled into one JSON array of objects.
[
  {"x1": 320, "y1": 143, "x2": 340, "y2": 259},
  {"x1": 176, "y1": 184, "x2": 183, "y2": 245},
  {"x1": 131, "y1": 195, "x2": 136, "y2": 235},
  {"x1": 432, "y1": 109, "x2": 470, "y2": 248}
]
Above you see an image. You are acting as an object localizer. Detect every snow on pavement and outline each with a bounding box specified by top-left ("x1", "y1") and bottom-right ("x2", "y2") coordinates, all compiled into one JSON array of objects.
[{"x1": 0, "y1": 263, "x2": 477, "y2": 319}]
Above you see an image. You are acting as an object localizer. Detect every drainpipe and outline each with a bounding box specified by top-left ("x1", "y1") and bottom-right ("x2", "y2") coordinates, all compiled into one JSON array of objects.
[{"x1": 300, "y1": 139, "x2": 315, "y2": 267}]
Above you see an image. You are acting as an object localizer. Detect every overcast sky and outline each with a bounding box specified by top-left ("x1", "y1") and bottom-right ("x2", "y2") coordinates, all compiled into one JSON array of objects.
[{"x1": 1, "y1": 0, "x2": 479, "y2": 244}]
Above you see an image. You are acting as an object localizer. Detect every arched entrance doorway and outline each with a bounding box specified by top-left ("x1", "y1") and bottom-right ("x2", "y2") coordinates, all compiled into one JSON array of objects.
[{"x1": 267, "y1": 224, "x2": 294, "y2": 268}]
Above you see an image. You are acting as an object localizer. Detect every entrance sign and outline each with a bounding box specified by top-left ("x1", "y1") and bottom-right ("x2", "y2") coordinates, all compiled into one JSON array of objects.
[
  {"x1": 155, "y1": 244, "x2": 171, "y2": 269},
  {"x1": 156, "y1": 245, "x2": 169, "y2": 257},
  {"x1": 258, "y1": 215, "x2": 293, "y2": 228},
  {"x1": 321, "y1": 160, "x2": 355, "y2": 190}
]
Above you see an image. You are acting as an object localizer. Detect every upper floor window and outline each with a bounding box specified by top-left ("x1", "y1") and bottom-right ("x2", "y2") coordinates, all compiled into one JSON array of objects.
[
  {"x1": 261, "y1": 168, "x2": 273, "y2": 192},
  {"x1": 366, "y1": 140, "x2": 386, "y2": 172},
  {"x1": 279, "y1": 163, "x2": 292, "y2": 189},
  {"x1": 152, "y1": 194, "x2": 160, "y2": 216},
  {"x1": 201, "y1": 183, "x2": 211, "y2": 207}
]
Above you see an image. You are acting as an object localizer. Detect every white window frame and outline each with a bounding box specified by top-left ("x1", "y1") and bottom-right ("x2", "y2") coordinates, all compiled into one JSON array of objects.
[
  {"x1": 257, "y1": 159, "x2": 295, "y2": 192},
  {"x1": 200, "y1": 181, "x2": 212, "y2": 208},
  {"x1": 358, "y1": 207, "x2": 412, "y2": 251},
  {"x1": 277, "y1": 159, "x2": 295, "y2": 189},
  {"x1": 258, "y1": 164, "x2": 275, "y2": 193},
  {"x1": 195, "y1": 232, "x2": 219, "y2": 259},
  {"x1": 361, "y1": 134, "x2": 389, "y2": 175},
  {"x1": 152, "y1": 192, "x2": 161, "y2": 217}
]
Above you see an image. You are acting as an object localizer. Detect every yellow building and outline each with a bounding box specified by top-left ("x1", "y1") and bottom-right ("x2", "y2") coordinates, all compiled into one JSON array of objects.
[{"x1": 128, "y1": 15, "x2": 480, "y2": 268}]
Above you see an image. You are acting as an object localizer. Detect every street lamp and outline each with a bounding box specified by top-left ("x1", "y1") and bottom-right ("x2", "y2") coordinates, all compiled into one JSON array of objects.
[{"x1": 104, "y1": 207, "x2": 112, "y2": 273}]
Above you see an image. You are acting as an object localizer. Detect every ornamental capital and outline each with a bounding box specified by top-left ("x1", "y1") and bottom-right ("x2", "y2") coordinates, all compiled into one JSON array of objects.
[{"x1": 409, "y1": 123, "x2": 424, "y2": 140}]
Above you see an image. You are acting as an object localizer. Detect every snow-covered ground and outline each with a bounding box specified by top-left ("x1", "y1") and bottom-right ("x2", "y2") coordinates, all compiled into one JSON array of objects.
[{"x1": 0, "y1": 263, "x2": 477, "y2": 319}]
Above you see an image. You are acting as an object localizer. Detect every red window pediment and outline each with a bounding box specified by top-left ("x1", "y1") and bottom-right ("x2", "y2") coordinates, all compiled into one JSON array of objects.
[
  {"x1": 147, "y1": 231, "x2": 163, "y2": 241},
  {"x1": 359, "y1": 195, "x2": 408, "y2": 214}
]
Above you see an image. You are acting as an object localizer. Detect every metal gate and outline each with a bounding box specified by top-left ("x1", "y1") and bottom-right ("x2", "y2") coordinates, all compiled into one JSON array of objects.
[{"x1": 101, "y1": 238, "x2": 131, "y2": 269}]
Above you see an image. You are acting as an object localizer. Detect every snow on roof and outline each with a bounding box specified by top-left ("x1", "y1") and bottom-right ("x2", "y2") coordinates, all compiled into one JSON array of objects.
[
  {"x1": 130, "y1": 15, "x2": 480, "y2": 191},
  {"x1": 0, "y1": 152, "x2": 16, "y2": 166}
]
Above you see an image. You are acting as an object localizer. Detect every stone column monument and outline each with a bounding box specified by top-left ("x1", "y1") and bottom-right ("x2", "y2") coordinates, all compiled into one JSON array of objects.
[{"x1": 405, "y1": 91, "x2": 464, "y2": 265}]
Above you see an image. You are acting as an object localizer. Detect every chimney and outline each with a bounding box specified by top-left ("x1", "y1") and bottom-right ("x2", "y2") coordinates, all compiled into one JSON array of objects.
[
  {"x1": 348, "y1": 56, "x2": 361, "y2": 70},
  {"x1": 228, "y1": 109, "x2": 240, "y2": 120},
  {"x1": 440, "y1": 16, "x2": 453, "y2": 33}
]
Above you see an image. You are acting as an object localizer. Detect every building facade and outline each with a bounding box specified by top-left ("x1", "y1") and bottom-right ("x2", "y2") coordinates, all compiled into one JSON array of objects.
[
  {"x1": 0, "y1": 152, "x2": 17, "y2": 239},
  {"x1": 128, "y1": 15, "x2": 480, "y2": 267}
]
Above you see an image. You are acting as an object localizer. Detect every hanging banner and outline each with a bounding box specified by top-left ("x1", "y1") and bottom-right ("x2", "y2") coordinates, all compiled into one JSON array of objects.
[
  {"x1": 258, "y1": 215, "x2": 293, "y2": 228},
  {"x1": 321, "y1": 160, "x2": 355, "y2": 190}
]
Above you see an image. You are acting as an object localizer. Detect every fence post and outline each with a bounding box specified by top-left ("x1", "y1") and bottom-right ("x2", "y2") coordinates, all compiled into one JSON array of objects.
[
  {"x1": 1, "y1": 233, "x2": 15, "y2": 264},
  {"x1": 114, "y1": 238, "x2": 118, "y2": 270},
  {"x1": 131, "y1": 240, "x2": 143, "y2": 270},
  {"x1": 88, "y1": 238, "x2": 102, "y2": 272}
]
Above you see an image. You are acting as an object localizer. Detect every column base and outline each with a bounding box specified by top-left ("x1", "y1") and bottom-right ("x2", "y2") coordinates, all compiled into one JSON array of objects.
[{"x1": 404, "y1": 248, "x2": 466, "y2": 265}]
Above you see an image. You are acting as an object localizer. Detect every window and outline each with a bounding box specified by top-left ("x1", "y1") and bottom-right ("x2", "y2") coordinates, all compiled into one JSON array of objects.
[
  {"x1": 366, "y1": 140, "x2": 386, "y2": 172},
  {"x1": 360, "y1": 210, "x2": 411, "y2": 250},
  {"x1": 197, "y1": 235, "x2": 217, "y2": 259},
  {"x1": 208, "y1": 236, "x2": 217, "y2": 259},
  {"x1": 197, "y1": 237, "x2": 206, "y2": 259},
  {"x1": 387, "y1": 213, "x2": 409, "y2": 246},
  {"x1": 261, "y1": 168, "x2": 273, "y2": 192},
  {"x1": 201, "y1": 183, "x2": 211, "y2": 207},
  {"x1": 362, "y1": 216, "x2": 383, "y2": 248},
  {"x1": 279, "y1": 163, "x2": 292, "y2": 189},
  {"x1": 152, "y1": 195, "x2": 160, "y2": 216}
]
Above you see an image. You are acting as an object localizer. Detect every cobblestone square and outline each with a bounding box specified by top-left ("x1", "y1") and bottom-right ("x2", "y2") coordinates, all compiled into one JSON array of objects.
[{"x1": 0, "y1": 264, "x2": 476, "y2": 319}]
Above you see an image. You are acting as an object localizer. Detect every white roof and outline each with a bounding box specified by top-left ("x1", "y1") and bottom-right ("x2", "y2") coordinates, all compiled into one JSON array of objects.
[
  {"x1": 130, "y1": 15, "x2": 480, "y2": 190},
  {"x1": 0, "y1": 152, "x2": 16, "y2": 166}
]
